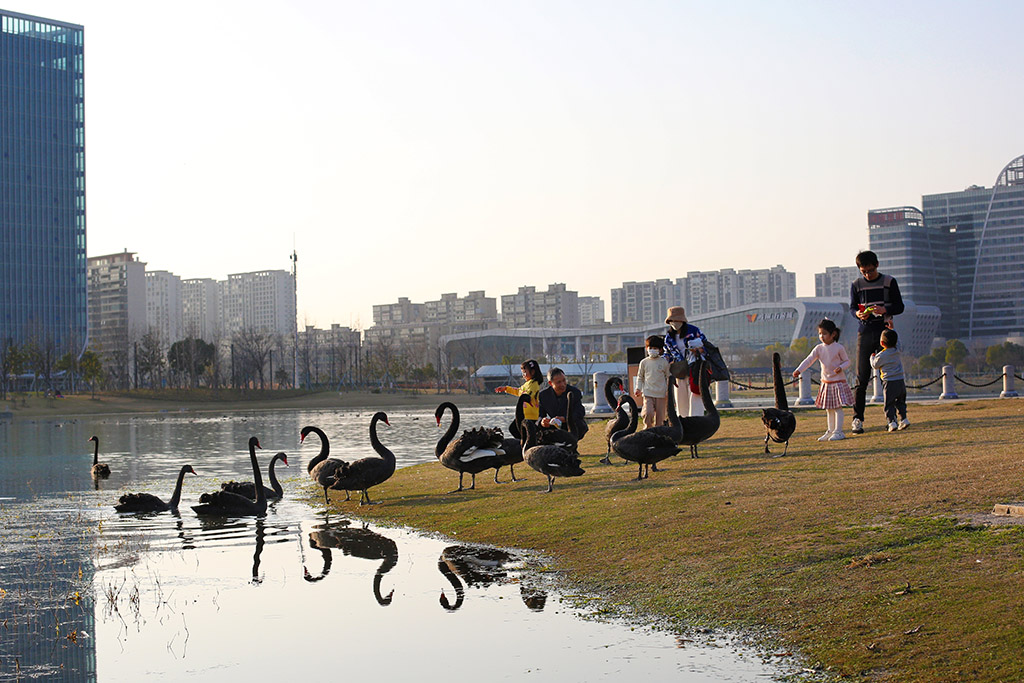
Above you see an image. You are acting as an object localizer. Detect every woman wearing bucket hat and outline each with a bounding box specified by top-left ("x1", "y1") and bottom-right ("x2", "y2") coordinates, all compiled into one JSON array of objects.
[{"x1": 663, "y1": 306, "x2": 708, "y2": 417}]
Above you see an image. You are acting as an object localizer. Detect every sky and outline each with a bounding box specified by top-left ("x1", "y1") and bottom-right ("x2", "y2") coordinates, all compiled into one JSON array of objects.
[{"x1": 20, "y1": 0, "x2": 1024, "y2": 330}]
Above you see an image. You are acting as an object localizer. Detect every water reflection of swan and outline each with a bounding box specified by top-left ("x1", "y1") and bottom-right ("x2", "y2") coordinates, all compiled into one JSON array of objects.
[
  {"x1": 192, "y1": 437, "x2": 267, "y2": 517},
  {"x1": 89, "y1": 435, "x2": 110, "y2": 478},
  {"x1": 114, "y1": 464, "x2": 197, "y2": 513},
  {"x1": 304, "y1": 522, "x2": 398, "y2": 605},
  {"x1": 437, "y1": 545, "x2": 517, "y2": 611},
  {"x1": 252, "y1": 520, "x2": 266, "y2": 584}
]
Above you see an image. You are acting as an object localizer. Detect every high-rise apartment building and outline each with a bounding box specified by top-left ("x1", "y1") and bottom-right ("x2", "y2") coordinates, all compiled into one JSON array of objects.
[
  {"x1": 577, "y1": 296, "x2": 605, "y2": 326},
  {"x1": 1, "y1": 11, "x2": 86, "y2": 353},
  {"x1": 220, "y1": 269, "x2": 296, "y2": 338},
  {"x1": 145, "y1": 270, "x2": 182, "y2": 348},
  {"x1": 867, "y1": 207, "x2": 948, "y2": 320},
  {"x1": 815, "y1": 266, "x2": 861, "y2": 298},
  {"x1": 685, "y1": 266, "x2": 796, "y2": 316},
  {"x1": 423, "y1": 291, "x2": 497, "y2": 325},
  {"x1": 610, "y1": 279, "x2": 687, "y2": 325},
  {"x1": 87, "y1": 252, "x2": 147, "y2": 384},
  {"x1": 181, "y1": 278, "x2": 221, "y2": 340},
  {"x1": 501, "y1": 284, "x2": 579, "y2": 328}
]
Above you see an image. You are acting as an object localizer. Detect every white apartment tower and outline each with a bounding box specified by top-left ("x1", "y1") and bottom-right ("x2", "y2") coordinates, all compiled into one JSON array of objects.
[
  {"x1": 145, "y1": 270, "x2": 182, "y2": 347},
  {"x1": 221, "y1": 270, "x2": 296, "y2": 338},
  {"x1": 181, "y1": 278, "x2": 221, "y2": 340}
]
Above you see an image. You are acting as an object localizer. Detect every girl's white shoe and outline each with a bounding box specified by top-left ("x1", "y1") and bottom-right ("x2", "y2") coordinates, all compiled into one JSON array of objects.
[
  {"x1": 828, "y1": 431, "x2": 846, "y2": 441},
  {"x1": 817, "y1": 431, "x2": 833, "y2": 442}
]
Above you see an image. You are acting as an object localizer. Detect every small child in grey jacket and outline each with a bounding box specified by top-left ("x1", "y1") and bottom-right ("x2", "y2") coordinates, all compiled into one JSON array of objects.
[{"x1": 869, "y1": 328, "x2": 909, "y2": 432}]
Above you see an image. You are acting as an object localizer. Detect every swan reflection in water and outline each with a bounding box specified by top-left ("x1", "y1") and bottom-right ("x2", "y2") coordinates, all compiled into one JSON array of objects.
[
  {"x1": 438, "y1": 545, "x2": 547, "y2": 612},
  {"x1": 303, "y1": 519, "x2": 398, "y2": 606}
]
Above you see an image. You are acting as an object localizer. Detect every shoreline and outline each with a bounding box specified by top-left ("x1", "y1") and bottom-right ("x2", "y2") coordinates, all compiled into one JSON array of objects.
[{"x1": 300, "y1": 397, "x2": 1024, "y2": 682}]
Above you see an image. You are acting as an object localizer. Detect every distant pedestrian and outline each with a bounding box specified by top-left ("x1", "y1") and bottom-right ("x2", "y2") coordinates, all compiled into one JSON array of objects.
[
  {"x1": 495, "y1": 359, "x2": 543, "y2": 437},
  {"x1": 870, "y1": 328, "x2": 909, "y2": 432},
  {"x1": 663, "y1": 306, "x2": 709, "y2": 417},
  {"x1": 850, "y1": 250, "x2": 904, "y2": 434},
  {"x1": 634, "y1": 336, "x2": 672, "y2": 429},
  {"x1": 793, "y1": 318, "x2": 853, "y2": 442}
]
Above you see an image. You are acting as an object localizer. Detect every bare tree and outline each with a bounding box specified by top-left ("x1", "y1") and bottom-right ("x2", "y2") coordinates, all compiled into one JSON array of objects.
[
  {"x1": 0, "y1": 338, "x2": 23, "y2": 400},
  {"x1": 234, "y1": 328, "x2": 275, "y2": 389},
  {"x1": 137, "y1": 328, "x2": 166, "y2": 389}
]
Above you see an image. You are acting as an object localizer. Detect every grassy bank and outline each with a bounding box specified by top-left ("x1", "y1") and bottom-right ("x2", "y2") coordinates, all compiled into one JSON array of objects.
[
  {"x1": 310, "y1": 399, "x2": 1024, "y2": 682},
  {"x1": 2, "y1": 389, "x2": 508, "y2": 419}
]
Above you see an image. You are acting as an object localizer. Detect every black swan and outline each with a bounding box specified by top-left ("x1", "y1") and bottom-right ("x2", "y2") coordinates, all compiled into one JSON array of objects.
[
  {"x1": 306, "y1": 523, "x2": 399, "y2": 605},
  {"x1": 521, "y1": 404, "x2": 585, "y2": 493},
  {"x1": 494, "y1": 429, "x2": 524, "y2": 484},
  {"x1": 328, "y1": 412, "x2": 396, "y2": 505},
  {"x1": 221, "y1": 452, "x2": 289, "y2": 500},
  {"x1": 192, "y1": 436, "x2": 267, "y2": 516},
  {"x1": 89, "y1": 436, "x2": 110, "y2": 478},
  {"x1": 602, "y1": 389, "x2": 637, "y2": 465},
  {"x1": 435, "y1": 402, "x2": 506, "y2": 492},
  {"x1": 114, "y1": 465, "x2": 197, "y2": 513},
  {"x1": 302, "y1": 425, "x2": 351, "y2": 503},
  {"x1": 610, "y1": 385, "x2": 682, "y2": 480},
  {"x1": 677, "y1": 361, "x2": 721, "y2": 458},
  {"x1": 438, "y1": 545, "x2": 515, "y2": 611},
  {"x1": 762, "y1": 352, "x2": 797, "y2": 456}
]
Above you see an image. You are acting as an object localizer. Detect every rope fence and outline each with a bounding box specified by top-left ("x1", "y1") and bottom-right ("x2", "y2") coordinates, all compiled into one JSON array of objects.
[
  {"x1": 953, "y1": 373, "x2": 1006, "y2": 388},
  {"x1": 720, "y1": 369, "x2": 1015, "y2": 394}
]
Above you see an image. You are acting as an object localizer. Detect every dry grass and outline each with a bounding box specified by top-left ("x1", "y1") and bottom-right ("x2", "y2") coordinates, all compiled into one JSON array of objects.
[{"x1": 314, "y1": 399, "x2": 1024, "y2": 682}]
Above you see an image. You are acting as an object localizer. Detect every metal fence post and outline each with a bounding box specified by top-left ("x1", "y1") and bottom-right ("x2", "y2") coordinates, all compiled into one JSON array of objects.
[
  {"x1": 715, "y1": 380, "x2": 733, "y2": 408},
  {"x1": 940, "y1": 364, "x2": 958, "y2": 399},
  {"x1": 1001, "y1": 365, "x2": 1018, "y2": 398},
  {"x1": 797, "y1": 373, "x2": 815, "y2": 405}
]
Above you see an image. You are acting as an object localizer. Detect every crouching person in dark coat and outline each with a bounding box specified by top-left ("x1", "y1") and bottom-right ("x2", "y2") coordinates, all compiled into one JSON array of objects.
[{"x1": 538, "y1": 367, "x2": 589, "y2": 439}]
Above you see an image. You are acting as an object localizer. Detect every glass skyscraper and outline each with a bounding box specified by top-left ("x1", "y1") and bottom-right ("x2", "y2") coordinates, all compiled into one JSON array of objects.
[
  {"x1": 871, "y1": 154, "x2": 1024, "y2": 341},
  {"x1": 1, "y1": 10, "x2": 86, "y2": 354}
]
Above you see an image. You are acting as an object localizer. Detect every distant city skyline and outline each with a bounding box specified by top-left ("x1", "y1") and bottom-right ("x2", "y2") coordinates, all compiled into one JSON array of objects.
[{"x1": 16, "y1": 1, "x2": 1024, "y2": 331}]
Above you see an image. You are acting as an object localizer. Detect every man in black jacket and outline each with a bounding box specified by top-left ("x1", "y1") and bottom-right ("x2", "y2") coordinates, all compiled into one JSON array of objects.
[
  {"x1": 538, "y1": 367, "x2": 589, "y2": 438},
  {"x1": 850, "y1": 250, "x2": 904, "y2": 434}
]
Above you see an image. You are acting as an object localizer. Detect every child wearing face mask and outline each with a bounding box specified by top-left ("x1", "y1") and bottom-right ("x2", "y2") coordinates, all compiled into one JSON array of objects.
[{"x1": 634, "y1": 335, "x2": 672, "y2": 429}]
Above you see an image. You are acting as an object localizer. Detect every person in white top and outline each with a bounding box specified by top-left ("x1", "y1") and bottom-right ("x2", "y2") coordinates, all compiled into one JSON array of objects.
[
  {"x1": 792, "y1": 319, "x2": 854, "y2": 442},
  {"x1": 634, "y1": 335, "x2": 672, "y2": 429}
]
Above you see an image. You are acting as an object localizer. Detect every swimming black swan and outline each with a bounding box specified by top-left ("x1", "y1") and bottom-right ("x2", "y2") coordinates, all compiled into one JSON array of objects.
[
  {"x1": 521, "y1": 409, "x2": 585, "y2": 493},
  {"x1": 438, "y1": 545, "x2": 515, "y2": 611},
  {"x1": 306, "y1": 523, "x2": 399, "y2": 605},
  {"x1": 114, "y1": 465, "x2": 197, "y2": 513},
  {"x1": 677, "y1": 361, "x2": 720, "y2": 458},
  {"x1": 435, "y1": 402, "x2": 506, "y2": 492},
  {"x1": 89, "y1": 436, "x2": 110, "y2": 478},
  {"x1": 302, "y1": 425, "x2": 351, "y2": 503},
  {"x1": 192, "y1": 437, "x2": 267, "y2": 516},
  {"x1": 221, "y1": 452, "x2": 289, "y2": 500},
  {"x1": 610, "y1": 385, "x2": 682, "y2": 480},
  {"x1": 602, "y1": 390, "x2": 638, "y2": 465},
  {"x1": 328, "y1": 412, "x2": 396, "y2": 505},
  {"x1": 762, "y1": 352, "x2": 797, "y2": 456}
]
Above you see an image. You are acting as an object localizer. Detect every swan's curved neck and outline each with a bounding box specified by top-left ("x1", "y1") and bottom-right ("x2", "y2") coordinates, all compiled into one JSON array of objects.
[
  {"x1": 92, "y1": 439, "x2": 99, "y2": 465},
  {"x1": 370, "y1": 414, "x2": 395, "y2": 465},
  {"x1": 612, "y1": 398, "x2": 639, "y2": 443},
  {"x1": 604, "y1": 377, "x2": 620, "y2": 407},
  {"x1": 268, "y1": 454, "x2": 285, "y2": 496},
  {"x1": 438, "y1": 560, "x2": 464, "y2": 611},
  {"x1": 305, "y1": 428, "x2": 329, "y2": 473},
  {"x1": 436, "y1": 404, "x2": 459, "y2": 459},
  {"x1": 249, "y1": 441, "x2": 266, "y2": 506},
  {"x1": 168, "y1": 466, "x2": 191, "y2": 509}
]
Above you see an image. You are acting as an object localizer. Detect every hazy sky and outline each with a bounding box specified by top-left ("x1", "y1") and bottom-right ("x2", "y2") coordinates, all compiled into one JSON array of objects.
[{"x1": 23, "y1": 0, "x2": 1024, "y2": 329}]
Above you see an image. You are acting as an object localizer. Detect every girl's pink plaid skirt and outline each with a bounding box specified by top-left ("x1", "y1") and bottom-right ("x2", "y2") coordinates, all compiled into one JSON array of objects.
[{"x1": 816, "y1": 380, "x2": 853, "y2": 409}]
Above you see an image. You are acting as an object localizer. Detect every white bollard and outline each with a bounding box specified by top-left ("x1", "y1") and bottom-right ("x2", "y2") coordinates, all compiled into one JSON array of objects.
[
  {"x1": 940, "y1": 364, "x2": 958, "y2": 399},
  {"x1": 797, "y1": 373, "x2": 815, "y2": 405},
  {"x1": 871, "y1": 369, "x2": 883, "y2": 404},
  {"x1": 714, "y1": 380, "x2": 733, "y2": 408},
  {"x1": 1001, "y1": 365, "x2": 1018, "y2": 398},
  {"x1": 591, "y1": 371, "x2": 614, "y2": 413}
]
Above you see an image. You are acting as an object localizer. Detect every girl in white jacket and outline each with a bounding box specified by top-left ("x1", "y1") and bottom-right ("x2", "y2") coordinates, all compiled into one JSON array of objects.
[{"x1": 792, "y1": 319, "x2": 854, "y2": 441}]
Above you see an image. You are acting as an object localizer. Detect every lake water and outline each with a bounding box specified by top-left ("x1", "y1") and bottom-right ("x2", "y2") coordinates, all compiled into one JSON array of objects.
[{"x1": 0, "y1": 405, "x2": 798, "y2": 681}]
